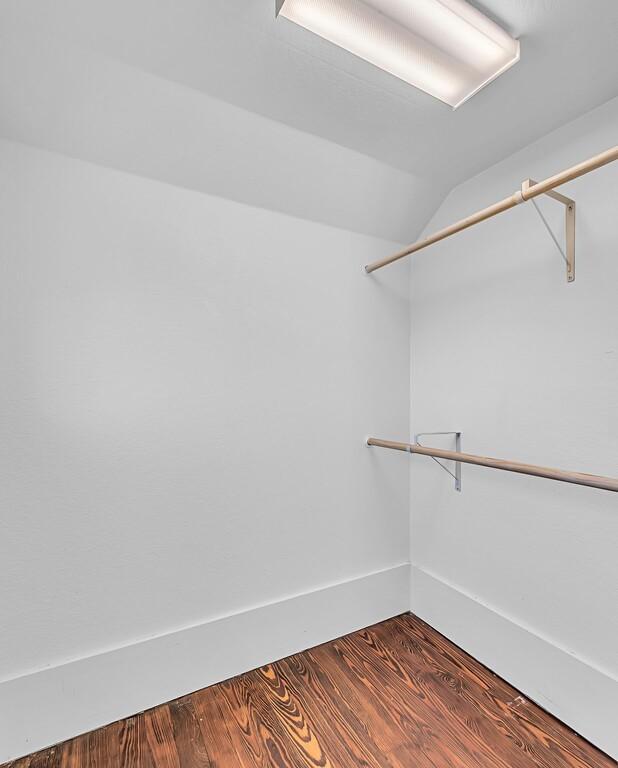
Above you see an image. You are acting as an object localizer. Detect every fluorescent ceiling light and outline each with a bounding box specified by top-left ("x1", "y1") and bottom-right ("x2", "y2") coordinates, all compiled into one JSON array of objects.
[{"x1": 276, "y1": 0, "x2": 520, "y2": 108}]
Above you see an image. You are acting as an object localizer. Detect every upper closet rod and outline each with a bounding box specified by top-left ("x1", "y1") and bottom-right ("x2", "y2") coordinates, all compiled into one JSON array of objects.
[
  {"x1": 367, "y1": 437, "x2": 618, "y2": 492},
  {"x1": 365, "y1": 145, "x2": 618, "y2": 273}
]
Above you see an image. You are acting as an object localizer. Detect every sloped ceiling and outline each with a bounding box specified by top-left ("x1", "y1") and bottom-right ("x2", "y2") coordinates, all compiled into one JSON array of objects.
[{"x1": 2, "y1": 0, "x2": 617, "y2": 240}]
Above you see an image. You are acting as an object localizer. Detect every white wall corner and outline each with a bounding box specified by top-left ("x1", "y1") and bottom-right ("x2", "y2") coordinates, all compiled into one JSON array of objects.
[{"x1": 410, "y1": 565, "x2": 618, "y2": 760}]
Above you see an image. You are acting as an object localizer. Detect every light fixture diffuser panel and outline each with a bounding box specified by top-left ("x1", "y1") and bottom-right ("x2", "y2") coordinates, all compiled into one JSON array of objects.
[{"x1": 276, "y1": 0, "x2": 519, "y2": 107}]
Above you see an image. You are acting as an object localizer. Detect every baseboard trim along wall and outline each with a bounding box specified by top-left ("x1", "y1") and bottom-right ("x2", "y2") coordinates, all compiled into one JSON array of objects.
[
  {"x1": 411, "y1": 565, "x2": 618, "y2": 760},
  {"x1": 0, "y1": 563, "x2": 409, "y2": 763}
]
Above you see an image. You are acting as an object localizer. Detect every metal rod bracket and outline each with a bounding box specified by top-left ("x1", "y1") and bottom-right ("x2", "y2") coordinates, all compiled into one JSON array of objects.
[
  {"x1": 364, "y1": 144, "x2": 618, "y2": 274},
  {"x1": 522, "y1": 179, "x2": 575, "y2": 283},
  {"x1": 414, "y1": 432, "x2": 462, "y2": 492}
]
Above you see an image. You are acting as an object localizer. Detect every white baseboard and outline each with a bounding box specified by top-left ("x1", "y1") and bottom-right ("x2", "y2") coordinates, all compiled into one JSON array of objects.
[
  {"x1": 0, "y1": 563, "x2": 409, "y2": 763},
  {"x1": 411, "y1": 565, "x2": 618, "y2": 760}
]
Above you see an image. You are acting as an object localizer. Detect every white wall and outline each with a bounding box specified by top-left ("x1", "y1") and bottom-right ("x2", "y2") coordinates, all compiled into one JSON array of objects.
[
  {"x1": 408, "y1": 96, "x2": 618, "y2": 758},
  {"x1": 0, "y1": 136, "x2": 411, "y2": 760}
]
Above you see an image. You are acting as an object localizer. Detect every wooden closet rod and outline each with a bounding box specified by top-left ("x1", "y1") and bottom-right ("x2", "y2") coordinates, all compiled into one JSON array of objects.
[
  {"x1": 367, "y1": 437, "x2": 618, "y2": 492},
  {"x1": 365, "y1": 145, "x2": 618, "y2": 273}
]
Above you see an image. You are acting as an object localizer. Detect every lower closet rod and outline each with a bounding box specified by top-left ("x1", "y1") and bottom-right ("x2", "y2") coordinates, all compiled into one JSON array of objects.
[{"x1": 367, "y1": 437, "x2": 618, "y2": 493}]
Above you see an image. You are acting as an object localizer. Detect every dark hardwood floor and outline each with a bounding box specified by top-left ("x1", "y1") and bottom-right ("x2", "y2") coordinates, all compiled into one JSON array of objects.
[{"x1": 4, "y1": 613, "x2": 615, "y2": 768}]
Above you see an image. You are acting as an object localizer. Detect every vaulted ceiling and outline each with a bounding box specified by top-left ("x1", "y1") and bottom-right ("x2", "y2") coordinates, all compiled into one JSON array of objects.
[{"x1": 2, "y1": 0, "x2": 617, "y2": 239}]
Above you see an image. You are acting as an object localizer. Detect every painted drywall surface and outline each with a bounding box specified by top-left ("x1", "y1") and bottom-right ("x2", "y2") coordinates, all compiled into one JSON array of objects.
[
  {"x1": 0, "y1": 22, "x2": 421, "y2": 755},
  {"x1": 408, "y1": 96, "x2": 618, "y2": 753},
  {"x1": 0, "y1": 138, "x2": 409, "y2": 687},
  {"x1": 0, "y1": 28, "x2": 443, "y2": 245}
]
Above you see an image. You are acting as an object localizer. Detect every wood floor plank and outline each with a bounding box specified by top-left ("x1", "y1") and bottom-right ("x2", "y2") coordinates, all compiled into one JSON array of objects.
[
  {"x1": 191, "y1": 685, "x2": 254, "y2": 767},
  {"x1": 365, "y1": 621, "x2": 551, "y2": 768},
  {"x1": 212, "y1": 673, "x2": 307, "y2": 768},
  {"x1": 326, "y1": 632, "x2": 497, "y2": 767},
  {"x1": 119, "y1": 715, "x2": 154, "y2": 768},
  {"x1": 314, "y1": 636, "x2": 472, "y2": 767},
  {"x1": 143, "y1": 706, "x2": 180, "y2": 768},
  {"x1": 86, "y1": 720, "x2": 123, "y2": 768},
  {"x1": 3, "y1": 614, "x2": 615, "y2": 768},
  {"x1": 167, "y1": 697, "x2": 213, "y2": 768},
  {"x1": 251, "y1": 664, "x2": 337, "y2": 768},
  {"x1": 276, "y1": 653, "x2": 390, "y2": 767}
]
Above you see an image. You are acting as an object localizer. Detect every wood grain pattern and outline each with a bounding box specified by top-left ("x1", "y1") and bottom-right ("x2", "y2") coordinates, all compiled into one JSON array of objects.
[{"x1": 3, "y1": 614, "x2": 615, "y2": 768}]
